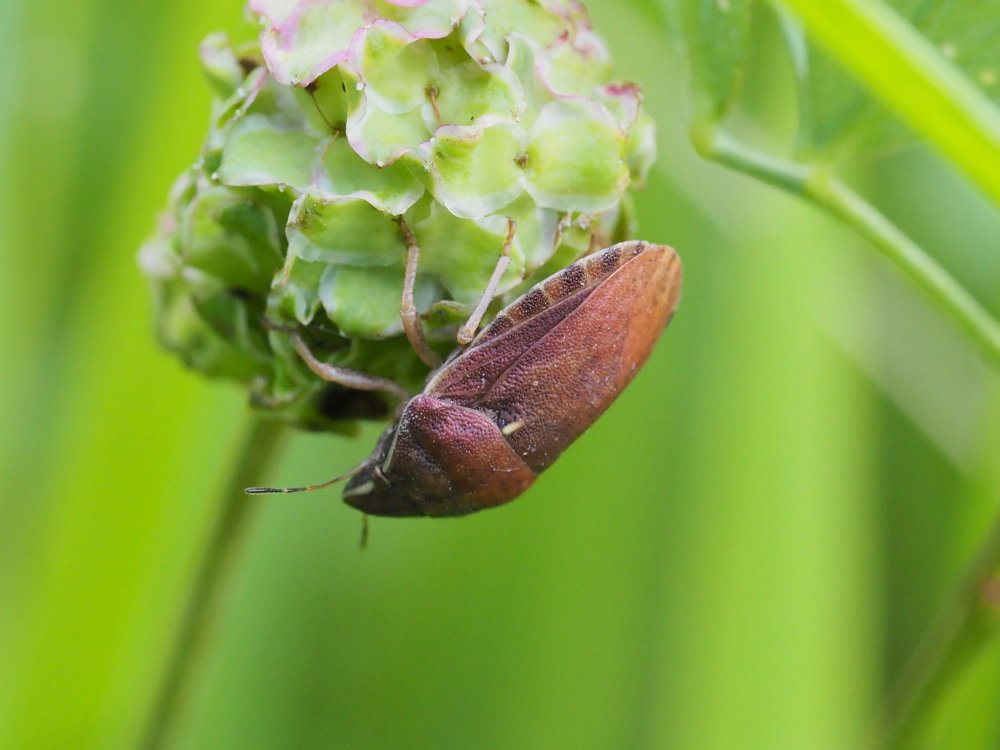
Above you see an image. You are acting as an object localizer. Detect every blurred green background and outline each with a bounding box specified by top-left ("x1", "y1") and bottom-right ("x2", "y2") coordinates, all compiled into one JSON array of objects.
[{"x1": 3, "y1": 1, "x2": 1000, "y2": 748}]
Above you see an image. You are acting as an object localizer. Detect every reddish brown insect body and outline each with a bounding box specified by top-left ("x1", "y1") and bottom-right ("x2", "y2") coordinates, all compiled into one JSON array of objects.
[{"x1": 343, "y1": 240, "x2": 682, "y2": 517}]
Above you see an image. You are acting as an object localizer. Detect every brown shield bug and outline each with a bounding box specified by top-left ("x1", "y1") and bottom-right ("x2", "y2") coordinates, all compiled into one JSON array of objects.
[{"x1": 247, "y1": 240, "x2": 682, "y2": 517}]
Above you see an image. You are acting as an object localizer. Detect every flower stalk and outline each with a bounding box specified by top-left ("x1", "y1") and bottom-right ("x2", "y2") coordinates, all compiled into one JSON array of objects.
[{"x1": 139, "y1": 416, "x2": 287, "y2": 750}]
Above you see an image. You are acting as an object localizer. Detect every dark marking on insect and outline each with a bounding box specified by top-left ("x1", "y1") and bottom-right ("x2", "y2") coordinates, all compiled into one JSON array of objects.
[{"x1": 247, "y1": 241, "x2": 682, "y2": 517}]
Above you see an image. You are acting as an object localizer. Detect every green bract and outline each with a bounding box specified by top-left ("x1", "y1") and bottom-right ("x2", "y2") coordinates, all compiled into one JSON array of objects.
[{"x1": 140, "y1": 0, "x2": 656, "y2": 430}]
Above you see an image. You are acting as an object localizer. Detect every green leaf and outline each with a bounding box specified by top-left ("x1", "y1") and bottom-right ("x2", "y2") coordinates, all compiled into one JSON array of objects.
[
  {"x1": 410, "y1": 201, "x2": 526, "y2": 306},
  {"x1": 465, "y1": 0, "x2": 568, "y2": 60},
  {"x1": 425, "y1": 118, "x2": 526, "y2": 219},
  {"x1": 503, "y1": 34, "x2": 551, "y2": 129},
  {"x1": 920, "y1": 1, "x2": 1000, "y2": 108},
  {"x1": 786, "y1": 0, "x2": 1000, "y2": 177},
  {"x1": 254, "y1": 0, "x2": 366, "y2": 85},
  {"x1": 317, "y1": 138, "x2": 424, "y2": 214},
  {"x1": 372, "y1": 0, "x2": 466, "y2": 36},
  {"x1": 199, "y1": 32, "x2": 245, "y2": 99},
  {"x1": 217, "y1": 114, "x2": 321, "y2": 191},
  {"x1": 343, "y1": 73, "x2": 431, "y2": 165},
  {"x1": 351, "y1": 24, "x2": 437, "y2": 114},
  {"x1": 285, "y1": 194, "x2": 405, "y2": 267},
  {"x1": 499, "y1": 193, "x2": 561, "y2": 271},
  {"x1": 625, "y1": 110, "x2": 657, "y2": 185},
  {"x1": 671, "y1": 0, "x2": 755, "y2": 121},
  {"x1": 536, "y1": 27, "x2": 613, "y2": 97},
  {"x1": 268, "y1": 252, "x2": 325, "y2": 325},
  {"x1": 785, "y1": 16, "x2": 871, "y2": 156},
  {"x1": 789, "y1": 1, "x2": 932, "y2": 156},
  {"x1": 182, "y1": 187, "x2": 283, "y2": 293},
  {"x1": 525, "y1": 98, "x2": 629, "y2": 214},
  {"x1": 188, "y1": 287, "x2": 272, "y2": 380},
  {"x1": 430, "y1": 52, "x2": 524, "y2": 126},
  {"x1": 289, "y1": 68, "x2": 349, "y2": 135},
  {"x1": 318, "y1": 262, "x2": 439, "y2": 339}
]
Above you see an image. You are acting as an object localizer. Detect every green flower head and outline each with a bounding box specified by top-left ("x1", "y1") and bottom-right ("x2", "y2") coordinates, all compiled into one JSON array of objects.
[{"x1": 140, "y1": 0, "x2": 656, "y2": 431}]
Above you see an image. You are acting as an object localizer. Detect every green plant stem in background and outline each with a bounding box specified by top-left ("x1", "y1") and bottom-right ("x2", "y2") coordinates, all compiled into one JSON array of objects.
[
  {"x1": 772, "y1": 0, "x2": 1000, "y2": 210},
  {"x1": 692, "y1": 126, "x2": 1000, "y2": 369},
  {"x1": 693, "y1": 124, "x2": 1000, "y2": 747},
  {"x1": 875, "y1": 513, "x2": 1000, "y2": 747},
  {"x1": 139, "y1": 416, "x2": 287, "y2": 750}
]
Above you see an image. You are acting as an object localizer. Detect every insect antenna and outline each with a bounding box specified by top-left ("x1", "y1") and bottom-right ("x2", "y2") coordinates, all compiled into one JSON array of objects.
[{"x1": 244, "y1": 462, "x2": 366, "y2": 495}]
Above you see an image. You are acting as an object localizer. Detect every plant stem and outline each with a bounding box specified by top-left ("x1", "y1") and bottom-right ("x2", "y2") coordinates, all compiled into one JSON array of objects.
[
  {"x1": 139, "y1": 415, "x2": 287, "y2": 750},
  {"x1": 772, "y1": 0, "x2": 1000, "y2": 208},
  {"x1": 694, "y1": 124, "x2": 1000, "y2": 746},
  {"x1": 694, "y1": 126, "x2": 1000, "y2": 369},
  {"x1": 876, "y1": 514, "x2": 1000, "y2": 747}
]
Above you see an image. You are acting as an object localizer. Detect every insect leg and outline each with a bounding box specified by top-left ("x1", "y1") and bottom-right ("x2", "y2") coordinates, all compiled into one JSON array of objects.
[
  {"x1": 359, "y1": 514, "x2": 370, "y2": 550},
  {"x1": 289, "y1": 331, "x2": 409, "y2": 404},
  {"x1": 456, "y1": 217, "x2": 516, "y2": 345},
  {"x1": 396, "y1": 217, "x2": 443, "y2": 368}
]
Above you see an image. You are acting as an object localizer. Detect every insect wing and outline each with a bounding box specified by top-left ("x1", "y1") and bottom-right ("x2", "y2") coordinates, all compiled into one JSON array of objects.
[{"x1": 429, "y1": 241, "x2": 681, "y2": 472}]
